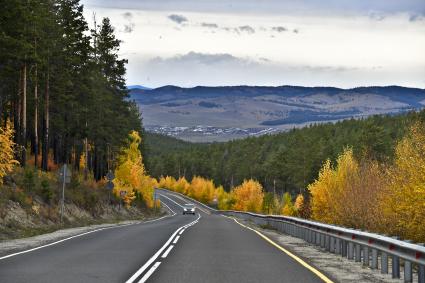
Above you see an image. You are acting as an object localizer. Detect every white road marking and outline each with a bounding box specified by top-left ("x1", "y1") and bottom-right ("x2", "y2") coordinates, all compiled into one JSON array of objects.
[
  {"x1": 161, "y1": 245, "x2": 174, "y2": 258},
  {"x1": 159, "y1": 200, "x2": 176, "y2": 216},
  {"x1": 158, "y1": 193, "x2": 185, "y2": 209},
  {"x1": 126, "y1": 213, "x2": 201, "y2": 283},
  {"x1": 160, "y1": 189, "x2": 215, "y2": 214},
  {"x1": 143, "y1": 214, "x2": 172, "y2": 224},
  {"x1": 138, "y1": 261, "x2": 161, "y2": 283},
  {"x1": 0, "y1": 223, "x2": 132, "y2": 261},
  {"x1": 179, "y1": 229, "x2": 185, "y2": 235},
  {"x1": 0, "y1": 210, "x2": 180, "y2": 262},
  {"x1": 173, "y1": 236, "x2": 180, "y2": 244}
]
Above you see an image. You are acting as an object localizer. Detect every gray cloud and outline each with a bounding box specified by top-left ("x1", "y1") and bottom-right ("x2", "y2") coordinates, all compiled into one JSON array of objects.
[
  {"x1": 122, "y1": 11, "x2": 135, "y2": 33},
  {"x1": 409, "y1": 13, "x2": 425, "y2": 22},
  {"x1": 168, "y1": 14, "x2": 188, "y2": 24},
  {"x1": 151, "y1": 51, "x2": 255, "y2": 66},
  {"x1": 369, "y1": 11, "x2": 385, "y2": 21},
  {"x1": 293, "y1": 29, "x2": 299, "y2": 33},
  {"x1": 123, "y1": 12, "x2": 132, "y2": 19},
  {"x1": 272, "y1": 26, "x2": 288, "y2": 32},
  {"x1": 201, "y1": 23, "x2": 219, "y2": 28},
  {"x1": 149, "y1": 52, "x2": 359, "y2": 72},
  {"x1": 238, "y1": 25, "x2": 255, "y2": 34},
  {"x1": 136, "y1": 52, "x2": 398, "y2": 88},
  {"x1": 124, "y1": 23, "x2": 135, "y2": 33}
]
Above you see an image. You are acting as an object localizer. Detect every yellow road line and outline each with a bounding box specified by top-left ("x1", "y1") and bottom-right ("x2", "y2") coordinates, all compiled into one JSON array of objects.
[{"x1": 226, "y1": 215, "x2": 334, "y2": 283}]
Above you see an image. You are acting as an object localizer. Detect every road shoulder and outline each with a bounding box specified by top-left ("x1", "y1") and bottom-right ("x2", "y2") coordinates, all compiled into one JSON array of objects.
[{"x1": 236, "y1": 218, "x2": 403, "y2": 283}]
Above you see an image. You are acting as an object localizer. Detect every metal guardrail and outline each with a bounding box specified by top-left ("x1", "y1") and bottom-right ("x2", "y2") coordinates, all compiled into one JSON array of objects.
[
  {"x1": 222, "y1": 210, "x2": 425, "y2": 283},
  {"x1": 158, "y1": 189, "x2": 425, "y2": 283}
]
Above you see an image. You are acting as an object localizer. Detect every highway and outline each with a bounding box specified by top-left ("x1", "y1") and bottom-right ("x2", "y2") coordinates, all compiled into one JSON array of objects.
[{"x1": 0, "y1": 191, "x2": 329, "y2": 283}]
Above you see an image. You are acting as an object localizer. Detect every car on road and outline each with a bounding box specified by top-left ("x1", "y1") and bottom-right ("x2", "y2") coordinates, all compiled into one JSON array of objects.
[{"x1": 183, "y1": 203, "x2": 196, "y2": 215}]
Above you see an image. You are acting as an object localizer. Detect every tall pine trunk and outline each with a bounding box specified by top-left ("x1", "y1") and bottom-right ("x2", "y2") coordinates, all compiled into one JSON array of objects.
[
  {"x1": 42, "y1": 66, "x2": 49, "y2": 171},
  {"x1": 21, "y1": 63, "x2": 27, "y2": 166},
  {"x1": 34, "y1": 62, "x2": 39, "y2": 168}
]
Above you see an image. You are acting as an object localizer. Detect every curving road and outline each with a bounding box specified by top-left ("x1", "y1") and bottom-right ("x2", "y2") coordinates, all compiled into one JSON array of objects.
[{"x1": 0, "y1": 190, "x2": 328, "y2": 283}]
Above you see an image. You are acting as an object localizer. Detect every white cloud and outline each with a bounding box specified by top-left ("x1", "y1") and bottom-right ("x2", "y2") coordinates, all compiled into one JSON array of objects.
[{"x1": 82, "y1": 4, "x2": 425, "y2": 88}]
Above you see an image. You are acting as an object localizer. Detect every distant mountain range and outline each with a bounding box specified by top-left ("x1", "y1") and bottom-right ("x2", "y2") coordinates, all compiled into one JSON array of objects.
[
  {"x1": 127, "y1": 85, "x2": 152, "y2": 90},
  {"x1": 129, "y1": 85, "x2": 425, "y2": 142}
]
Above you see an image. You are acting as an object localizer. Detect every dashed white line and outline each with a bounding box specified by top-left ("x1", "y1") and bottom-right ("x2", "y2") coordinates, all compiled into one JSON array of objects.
[
  {"x1": 173, "y1": 236, "x2": 180, "y2": 244},
  {"x1": 138, "y1": 261, "x2": 161, "y2": 283},
  {"x1": 126, "y1": 213, "x2": 201, "y2": 283},
  {"x1": 179, "y1": 229, "x2": 185, "y2": 235},
  {"x1": 161, "y1": 245, "x2": 174, "y2": 258}
]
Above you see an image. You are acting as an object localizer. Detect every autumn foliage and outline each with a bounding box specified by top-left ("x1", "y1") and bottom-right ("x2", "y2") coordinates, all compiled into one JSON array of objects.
[
  {"x1": 308, "y1": 123, "x2": 425, "y2": 241},
  {"x1": 0, "y1": 120, "x2": 19, "y2": 183},
  {"x1": 308, "y1": 148, "x2": 384, "y2": 229},
  {"x1": 113, "y1": 131, "x2": 157, "y2": 207},
  {"x1": 381, "y1": 122, "x2": 425, "y2": 241},
  {"x1": 231, "y1": 179, "x2": 264, "y2": 213}
]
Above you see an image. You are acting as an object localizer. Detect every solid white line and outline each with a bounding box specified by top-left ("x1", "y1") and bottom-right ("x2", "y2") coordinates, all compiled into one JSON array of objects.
[
  {"x1": 0, "y1": 223, "x2": 132, "y2": 261},
  {"x1": 158, "y1": 193, "x2": 185, "y2": 209},
  {"x1": 143, "y1": 214, "x2": 171, "y2": 224},
  {"x1": 173, "y1": 236, "x2": 180, "y2": 244},
  {"x1": 0, "y1": 213, "x2": 176, "y2": 261},
  {"x1": 161, "y1": 245, "x2": 174, "y2": 258},
  {"x1": 126, "y1": 213, "x2": 201, "y2": 283},
  {"x1": 138, "y1": 261, "x2": 161, "y2": 283}
]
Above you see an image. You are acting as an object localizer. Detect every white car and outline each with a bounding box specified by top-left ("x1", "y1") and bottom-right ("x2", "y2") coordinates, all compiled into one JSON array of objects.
[{"x1": 182, "y1": 204, "x2": 196, "y2": 215}]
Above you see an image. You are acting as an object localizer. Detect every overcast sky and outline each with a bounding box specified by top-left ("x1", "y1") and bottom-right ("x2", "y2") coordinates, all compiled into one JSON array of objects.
[{"x1": 81, "y1": 0, "x2": 425, "y2": 88}]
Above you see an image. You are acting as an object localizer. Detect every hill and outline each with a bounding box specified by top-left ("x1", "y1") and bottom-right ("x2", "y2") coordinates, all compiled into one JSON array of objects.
[{"x1": 131, "y1": 85, "x2": 425, "y2": 142}]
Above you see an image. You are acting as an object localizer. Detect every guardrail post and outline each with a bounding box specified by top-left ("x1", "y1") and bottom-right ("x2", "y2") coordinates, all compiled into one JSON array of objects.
[
  {"x1": 419, "y1": 264, "x2": 425, "y2": 283},
  {"x1": 325, "y1": 235, "x2": 330, "y2": 251},
  {"x1": 320, "y1": 233, "x2": 325, "y2": 249},
  {"x1": 391, "y1": 236, "x2": 400, "y2": 279},
  {"x1": 371, "y1": 248, "x2": 378, "y2": 269},
  {"x1": 330, "y1": 236, "x2": 335, "y2": 253},
  {"x1": 403, "y1": 240, "x2": 413, "y2": 283},
  {"x1": 392, "y1": 254, "x2": 400, "y2": 278},
  {"x1": 381, "y1": 252, "x2": 388, "y2": 274},
  {"x1": 355, "y1": 244, "x2": 362, "y2": 262},
  {"x1": 342, "y1": 240, "x2": 347, "y2": 257},
  {"x1": 403, "y1": 260, "x2": 412, "y2": 283},
  {"x1": 335, "y1": 238, "x2": 341, "y2": 254},
  {"x1": 316, "y1": 232, "x2": 320, "y2": 246},
  {"x1": 348, "y1": 242, "x2": 354, "y2": 260},
  {"x1": 363, "y1": 246, "x2": 369, "y2": 266},
  {"x1": 419, "y1": 243, "x2": 425, "y2": 283}
]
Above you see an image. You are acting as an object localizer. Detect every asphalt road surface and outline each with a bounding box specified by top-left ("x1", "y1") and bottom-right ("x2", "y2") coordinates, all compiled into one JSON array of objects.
[{"x1": 0, "y1": 190, "x2": 328, "y2": 283}]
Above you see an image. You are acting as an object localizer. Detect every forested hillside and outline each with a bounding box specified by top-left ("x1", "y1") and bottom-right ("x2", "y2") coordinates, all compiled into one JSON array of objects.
[
  {"x1": 0, "y1": 1, "x2": 159, "y2": 238},
  {"x1": 0, "y1": 0, "x2": 141, "y2": 179},
  {"x1": 144, "y1": 110, "x2": 425, "y2": 194}
]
